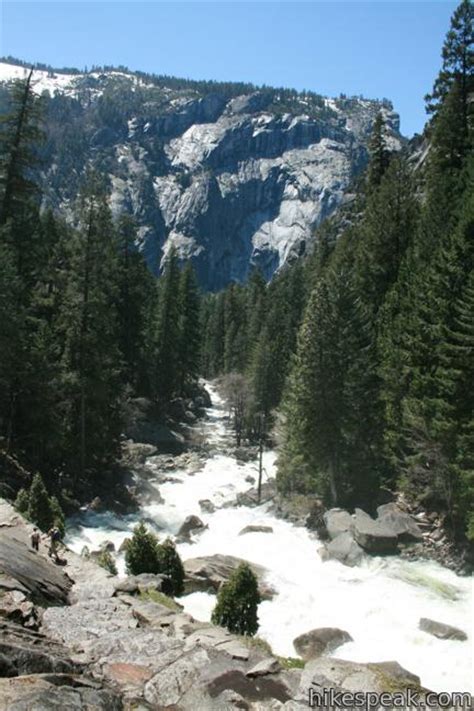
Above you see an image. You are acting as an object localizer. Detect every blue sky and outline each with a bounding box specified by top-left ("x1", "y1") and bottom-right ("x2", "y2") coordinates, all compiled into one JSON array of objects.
[{"x1": 0, "y1": 1, "x2": 457, "y2": 136}]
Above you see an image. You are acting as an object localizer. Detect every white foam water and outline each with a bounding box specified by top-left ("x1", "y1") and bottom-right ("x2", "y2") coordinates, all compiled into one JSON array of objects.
[{"x1": 65, "y1": 382, "x2": 473, "y2": 694}]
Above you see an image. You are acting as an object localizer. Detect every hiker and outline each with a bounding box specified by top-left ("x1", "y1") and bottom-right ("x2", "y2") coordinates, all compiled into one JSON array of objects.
[
  {"x1": 31, "y1": 527, "x2": 40, "y2": 552},
  {"x1": 48, "y1": 526, "x2": 61, "y2": 562}
]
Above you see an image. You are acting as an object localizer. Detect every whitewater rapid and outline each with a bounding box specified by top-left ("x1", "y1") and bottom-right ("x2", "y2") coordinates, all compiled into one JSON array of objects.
[{"x1": 66, "y1": 383, "x2": 473, "y2": 694}]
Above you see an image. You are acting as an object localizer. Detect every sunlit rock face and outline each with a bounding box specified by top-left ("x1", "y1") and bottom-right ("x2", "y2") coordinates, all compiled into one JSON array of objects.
[{"x1": 0, "y1": 61, "x2": 402, "y2": 289}]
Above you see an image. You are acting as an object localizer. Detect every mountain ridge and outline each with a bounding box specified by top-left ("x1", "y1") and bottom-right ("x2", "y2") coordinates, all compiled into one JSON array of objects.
[{"x1": 0, "y1": 58, "x2": 403, "y2": 289}]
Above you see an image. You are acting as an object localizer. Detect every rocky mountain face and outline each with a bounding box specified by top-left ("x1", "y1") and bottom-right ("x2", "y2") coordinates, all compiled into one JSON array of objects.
[{"x1": 0, "y1": 60, "x2": 402, "y2": 289}]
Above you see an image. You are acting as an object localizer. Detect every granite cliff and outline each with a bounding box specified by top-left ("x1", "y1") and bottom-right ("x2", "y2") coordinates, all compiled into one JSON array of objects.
[{"x1": 0, "y1": 60, "x2": 402, "y2": 289}]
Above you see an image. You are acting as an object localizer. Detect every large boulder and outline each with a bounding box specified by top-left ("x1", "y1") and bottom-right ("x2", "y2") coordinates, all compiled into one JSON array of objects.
[
  {"x1": 183, "y1": 554, "x2": 276, "y2": 600},
  {"x1": 0, "y1": 530, "x2": 72, "y2": 605},
  {"x1": 199, "y1": 499, "x2": 216, "y2": 514},
  {"x1": 177, "y1": 515, "x2": 207, "y2": 540},
  {"x1": 299, "y1": 658, "x2": 422, "y2": 701},
  {"x1": 293, "y1": 627, "x2": 353, "y2": 661},
  {"x1": 0, "y1": 675, "x2": 123, "y2": 710},
  {"x1": 320, "y1": 532, "x2": 364, "y2": 567},
  {"x1": 235, "y1": 480, "x2": 277, "y2": 507},
  {"x1": 0, "y1": 619, "x2": 77, "y2": 676},
  {"x1": 323, "y1": 509, "x2": 354, "y2": 540},
  {"x1": 353, "y1": 509, "x2": 399, "y2": 553},
  {"x1": 0, "y1": 589, "x2": 38, "y2": 629},
  {"x1": 376, "y1": 503, "x2": 423, "y2": 543},
  {"x1": 113, "y1": 573, "x2": 170, "y2": 596},
  {"x1": 246, "y1": 658, "x2": 282, "y2": 678},
  {"x1": 419, "y1": 618, "x2": 467, "y2": 641}
]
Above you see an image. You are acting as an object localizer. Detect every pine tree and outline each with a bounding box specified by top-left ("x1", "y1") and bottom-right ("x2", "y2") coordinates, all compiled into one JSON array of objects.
[
  {"x1": 157, "y1": 538, "x2": 185, "y2": 596},
  {"x1": 356, "y1": 155, "x2": 419, "y2": 314},
  {"x1": 367, "y1": 112, "x2": 390, "y2": 189},
  {"x1": 211, "y1": 563, "x2": 260, "y2": 636},
  {"x1": 152, "y1": 250, "x2": 181, "y2": 404},
  {"x1": 223, "y1": 284, "x2": 247, "y2": 373},
  {"x1": 0, "y1": 239, "x2": 24, "y2": 450},
  {"x1": 0, "y1": 71, "x2": 43, "y2": 228},
  {"x1": 425, "y1": 0, "x2": 473, "y2": 157},
  {"x1": 14, "y1": 487, "x2": 29, "y2": 514},
  {"x1": 278, "y1": 265, "x2": 384, "y2": 507},
  {"x1": 56, "y1": 175, "x2": 123, "y2": 483},
  {"x1": 0, "y1": 75, "x2": 48, "y2": 457},
  {"x1": 116, "y1": 214, "x2": 156, "y2": 394},
  {"x1": 177, "y1": 261, "x2": 201, "y2": 393},
  {"x1": 125, "y1": 522, "x2": 161, "y2": 575},
  {"x1": 50, "y1": 495, "x2": 65, "y2": 537},
  {"x1": 202, "y1": 291, "x2": 226, "y2": 376},
  {"x1": 27, "y1": 473, "x2": 54, "y2": 532}
]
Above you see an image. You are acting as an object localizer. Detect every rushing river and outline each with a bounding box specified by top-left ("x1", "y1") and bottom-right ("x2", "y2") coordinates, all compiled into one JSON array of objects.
[{"x1": 66, "y1": 383, "x2": 473, "y2": 694}]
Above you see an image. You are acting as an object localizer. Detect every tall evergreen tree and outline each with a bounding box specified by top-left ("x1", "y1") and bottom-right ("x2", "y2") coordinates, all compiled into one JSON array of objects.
[
  {"x1": 177, "y1": 261, "x2": 201, "y2": 392},
  {"x1": 56, "y1": 175, "x2": 122, "y2": 483},
  {"x1": 116, "y1": 214, "x2": 155, "y2": 394},
  {"x1": 367, "y1": 112, "x2": 390, "y2": 189},
  {"x1": 152, "y1": 250, "x2": 181, "y2": 404},
  {"x1": 278, "y1": 265, "x2": 383, "y2": 507}
]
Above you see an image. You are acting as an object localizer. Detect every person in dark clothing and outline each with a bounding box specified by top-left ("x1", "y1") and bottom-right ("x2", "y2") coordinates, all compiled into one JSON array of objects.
[{"x1": 31, "y1": 527, "x2": 40, "y2": 552}]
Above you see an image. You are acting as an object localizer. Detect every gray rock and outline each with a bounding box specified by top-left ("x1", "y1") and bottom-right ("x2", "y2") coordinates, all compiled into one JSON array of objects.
[
  {"x1": 323, "y1": 509, "x2": 354, "y2": 540},
  {"x1": 183, "y1": 554, "x2": 276, "y2": 600},
  {"x1": 129, "y1": 599, "x2": 183, "y2": 629},
  {"x1": 199, "y1": 499, "x2": 216, "y2": 513},
  {"x1": 144, "y1": 647, "x2": 211, "y2": 707},
  {"x1": 184, "y1": 627, "x2": 250, "y2": 660},
  {"x1": 0, "y1": 675, "x2": 123, "y2": 711},
  {"x1": 246, "y1": 657, "x2": 282, "y2": 677},
  {"x1": 177, "y1": 514, "x2": 207, "y2": 540},
  {"x1": 0, "y1": 530, "x2": 72, "y2": 605},
  {"x1": 100, "y1": 540, "x2": 116, "y2": 553},
  {"x1": 0, "y1": 590, "x2": 38, "y2": 628},
  {"x1": 293, "y1": 627, "x2": 353, "y2": 660},
  {"x1": 235, "y1": 480, "x2": 277, "y2": 506},
  {"x1": 239, "y1": 524, "x2": 274, "y2": 535},
  {"x1": 118, "y1": 537, "x2": 131, "y2": 553},
  {"x1": 353, "y1": 508, "x2": 399, "y2": 553},
  {"x1": 113, "y1": 573, "x2": 169, "y2": 596},
  {"x1": 320, "y1": 532, "x2": 364, "y2": 567},
  {"x1": 0, "y1": 619, "x2": 77, "y2": 676},
  {"x1": 376, "y1": 503, "x2": 423, "y2": 542},
  {"x1": 88, "y1": 496, "x2": 104, "y2": 512},
  {"x1": 234, "y1": 447, "x2": 257, "y2": 463},
  {"x1": 419, "y1": 618, "x2": 467, "y2": 641},
  {"x1": 299, "y1": 657, "x2": 421, "y2": 701},
  {"x1": 41, "y1": 598, "x2": 139, "y2": 648}
]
